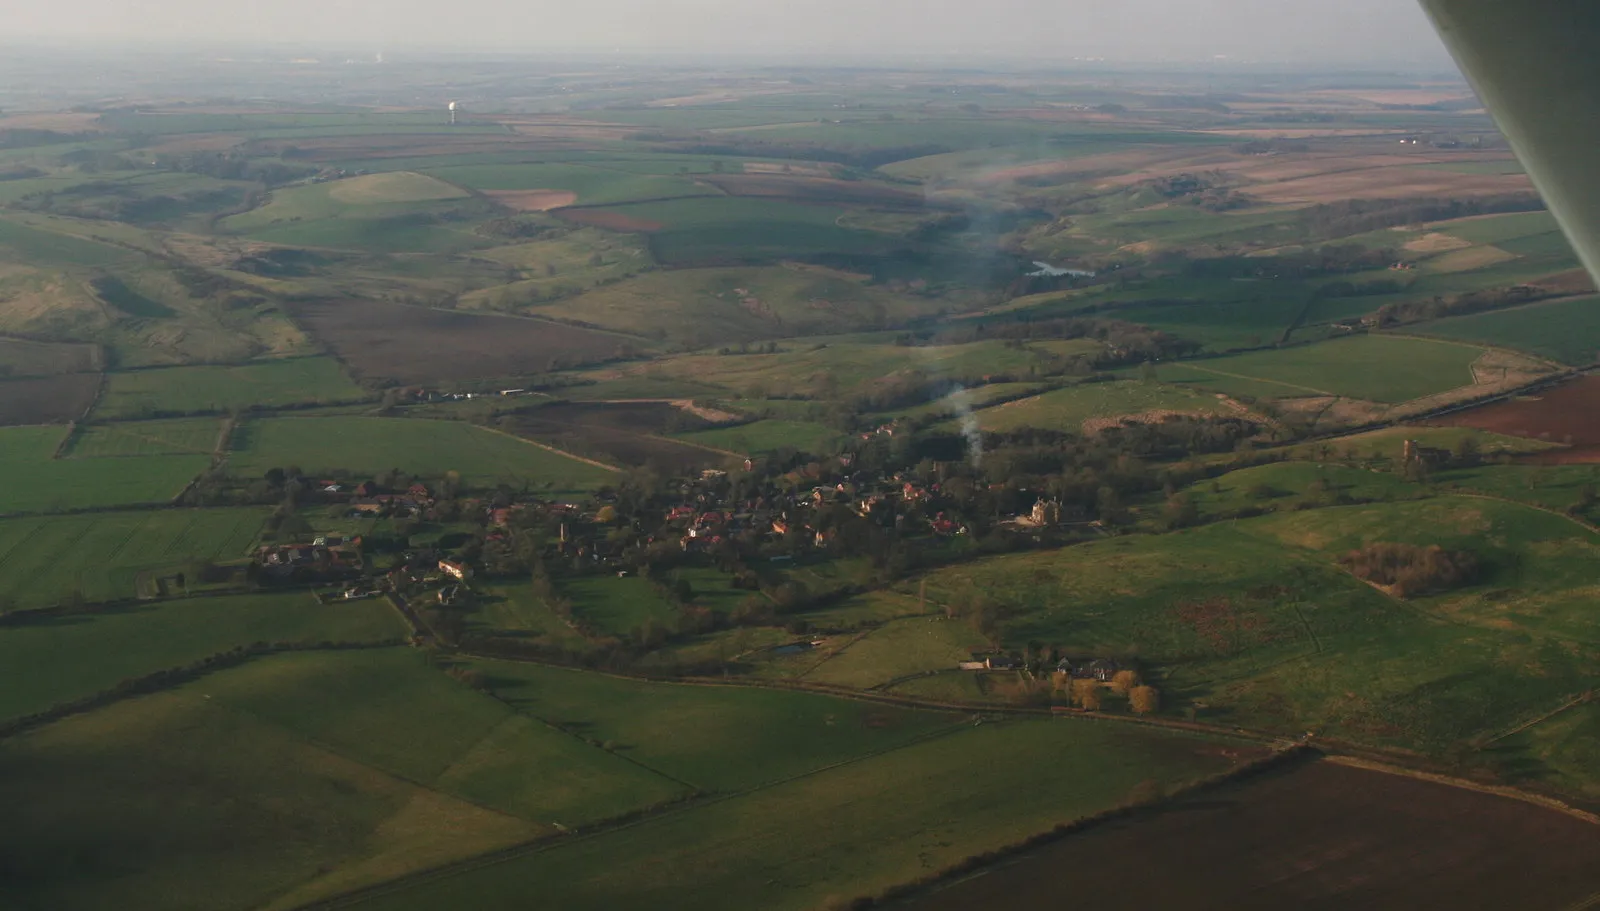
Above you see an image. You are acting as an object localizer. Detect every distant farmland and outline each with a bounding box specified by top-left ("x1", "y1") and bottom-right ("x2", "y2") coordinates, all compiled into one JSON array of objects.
[
  {"x1": 499, "y1": 402, "x2": 730, "y2": 472},
  {"x1": 289, "y1": 299, "x2": 638, "y2": 384},
  {"x1": 0, "y1": 426, "x2": 208, "y2": 513}
]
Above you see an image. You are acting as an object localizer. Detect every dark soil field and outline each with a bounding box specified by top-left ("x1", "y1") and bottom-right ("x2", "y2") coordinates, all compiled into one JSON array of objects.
[
  {"x1": 901, "y1": 760, "x2": 1600, "y2": 911},
  {"x1": 0, "y1": 338, "x2": 100, "y2": 376},
  {"x1": 501, "y1": 402, "x2": 730, "y2": 472},
  {"x1": 289, "y1": 299, "x2": 636, "y2": 384},
  {"x1": 555, "y1": 209, "x2": 666, "y2": 232},
  {"x1": 0, "y1": 374, "x2": 101, "y2": 425},
  {"x1": 1432, "y1": 376, "x2": 1600, "y2": 462}
]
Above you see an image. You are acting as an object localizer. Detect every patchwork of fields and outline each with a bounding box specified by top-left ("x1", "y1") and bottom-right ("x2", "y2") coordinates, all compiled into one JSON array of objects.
[{"x1": 4, "y1": 68, "x2": 1600, "y2": 911}]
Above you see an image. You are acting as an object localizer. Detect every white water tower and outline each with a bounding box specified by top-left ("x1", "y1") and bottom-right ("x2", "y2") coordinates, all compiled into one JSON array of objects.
[{"x1": 448, "y1": 100, "x2": 459, "y2": 125}]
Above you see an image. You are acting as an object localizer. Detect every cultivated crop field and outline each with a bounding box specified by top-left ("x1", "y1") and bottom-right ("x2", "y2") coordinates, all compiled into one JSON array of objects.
[
  {"x1": 499, "y1": 402, "x2": 728, "y2": 472},
  {"x1": 227, "y1": 416, "x2": 616, "y2": 491},
  {"x1": 424, "y1": 162, "x2": 715, "y2": 206},
  {"x1": 0, "y1": 373, "x2": 101, "y2": 426},
  {"x1": 0, "y1": 507, "x2": 268, "y2": 609},
  {"x1": 0, "y1": 426, "x2": 208, "y2": 513},
  {"x1": 1434, "y1": 375, "x2": 1600, "y2": 461},
  {"x1": 94, "y1": 357, "x2": 367, "y2": 419},
  {"x1": 907, "y1": 760, "x2": 1600, "y2": 911},
  {"x1": 0, "y1": 337, "x2": 99, "y2": 376},
  {"x1": 289, "y1": 298, "x2": 636, "y2": 384}
]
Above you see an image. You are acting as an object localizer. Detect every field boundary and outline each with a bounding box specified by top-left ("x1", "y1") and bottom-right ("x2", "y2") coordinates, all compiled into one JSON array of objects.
[{"x1": 467, "y1": 423, "x2": 623, "y2": 473}]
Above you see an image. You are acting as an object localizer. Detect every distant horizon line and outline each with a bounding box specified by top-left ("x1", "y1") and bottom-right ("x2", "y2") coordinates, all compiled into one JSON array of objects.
[{"x1": 0, "y1": 36, "x2": 1460, "y2": 75}]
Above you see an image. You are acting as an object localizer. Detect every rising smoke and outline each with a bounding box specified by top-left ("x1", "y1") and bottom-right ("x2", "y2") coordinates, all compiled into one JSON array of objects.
[{"x1": 948, "y1": 385, "x2": 984, "y2": 467}]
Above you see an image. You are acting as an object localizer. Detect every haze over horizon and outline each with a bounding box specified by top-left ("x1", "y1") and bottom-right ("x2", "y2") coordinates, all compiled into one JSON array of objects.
[{"x1": 11, "y1": 0, "x2": 1454, "y2": 68}]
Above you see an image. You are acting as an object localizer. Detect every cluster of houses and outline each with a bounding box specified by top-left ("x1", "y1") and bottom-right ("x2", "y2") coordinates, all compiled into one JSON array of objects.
[
  {"x1": 329, "y1": 482, "x2": 434, "y2": 519},
  {"x1": 256, "y1": 536, "x2": 362, "y2": 580},
  {"x1": 960, "y1": 654, "x2": 1123, "y2": 681}
]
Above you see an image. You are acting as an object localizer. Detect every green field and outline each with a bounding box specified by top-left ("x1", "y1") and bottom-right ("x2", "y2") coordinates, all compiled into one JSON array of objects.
[
  {"x1": 0, "y1": 507, "x2": 268, "y2": 609},
  {"x1": 1165, "y1": 335, "x2": 1484, "y2": 403},
  {"x1": 464, "y1": 658, "x2": 963, "y2": 791},
  {"x1": 352, "y1": 717, "x2": 1246, "y2": 911},
  {"x1": 65, "y1": 418, "x2": 224, "y2": 457},
  {"x1": 565, "y1": 574, "x2": 681, "y2": 637},
  {"x1": 578, "y1": 197, "x2": 897, "y2": 265},
  {"x1": 425, "y1": 163, "x2": 714, "y2": 205},
  {"x1": 919, "y1": 495, "x2": 1600, "y2": 752},
  {"x1": 972, "y1": 380, "x2": 1230, "y2": 433},
  {"x1": 227, "y1": 417, "x2": 616, "y2": 491},
  {"x1": 624, "y1": 340, "x2": 1087, "y2": 400},
  {"x1": 524, "y1": 265, "x2": 958, "y2": 347},
  {"x1": 0, "y1": 426, "x2": 208, "y2": 514},
  {"x1": 225, "y1": 172, "x2": 470, "y2": 230},
  {"x1": 0, "y1": 648, "x2": 687, "y2": 911},
  {"x1": 95, "y1": 358, "x2": 368, "y2": 419},
  {"x1": 1417, "y1": 295, "x2": 1600, "y2": 365},
  {"x1": 798, "y1": 617, "x2": 991, "y2": 688},
  {"x1": 1441, "y1": 211, "x2": 1565, "y2": 246},
  {"x1": 675, "y1": 419, "x2": 843, "y2": 455},
  {"x1": 222, "y1": 172, "x2": 496, "y2": 253},
  {"x1": 0, "y1": 592, "x2": 406, "y2": 723}
]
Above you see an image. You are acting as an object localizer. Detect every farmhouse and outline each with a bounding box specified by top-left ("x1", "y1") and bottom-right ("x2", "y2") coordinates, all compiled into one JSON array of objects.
[{"x1": 439, "y1": 559, "x2": 473, "y2": 581}]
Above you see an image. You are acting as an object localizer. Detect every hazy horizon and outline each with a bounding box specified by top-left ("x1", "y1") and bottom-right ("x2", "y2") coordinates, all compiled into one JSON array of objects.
[{"x1": 10, "y1": 0, "x2": 1454, "y2": 67}]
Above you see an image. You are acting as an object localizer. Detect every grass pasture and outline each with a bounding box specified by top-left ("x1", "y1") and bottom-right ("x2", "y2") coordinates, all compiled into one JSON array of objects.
[
  {"x1": 0, "y1": 426, "x2": 208, "y2": 513},
  {"x1": 1416, "y1": 295, "x2": 1600, "y2": 365},
  {"x1": 676, "y1": 419, "x2": 844, "y2": 455},
  {"x1": 424, "y1": 163, "x2": 714, "y2": 206},
  {"x1": 465, "y1": 658, "x2": 963, "y2": 792},
  {"x1": 227, "y1": 417, "x2": 615, "y2": 492},
  {"x1": 0, "y1": 507, "x2": 267, "y2": 609},
  {"x1": 564, "y1": 574, "x2": 681, "y2": 637},
  {"x1": 799, "y1": 617, "x2": 990, "y2": 689},
  {"x1": 353, "y1": 717, "x2": 1250, "y2": 911},
  {"x1": 0, "y1": 648, "x2": 687, "y2": 911},
  {"x1": 564, "y1": 196, "x2": 898, "y2": 265},
  {"x1": 972, "y1": 381, "x2": 1230, "y2": 434},
  {"x1": 1170, "y1": 335, "x2": 1484, "y2": 403},
  {"x1": 95, "y1": 357, "x2": 367, "y2": 419},
  {"x1": 920, "y1": 495, "x2": 1600, "y2": 753},
  {"x1": 65, "y1": 418, "x2": 224, "y2": 457},
  {"x1": 0, "y1": 591, "x2": 405, "y2": 723}
]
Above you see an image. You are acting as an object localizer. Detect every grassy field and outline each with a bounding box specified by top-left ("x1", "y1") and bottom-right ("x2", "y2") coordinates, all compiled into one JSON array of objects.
[
  {"x1": 95, "y1": 358, "x2": 368, "y2": 419},
  {"x1": 0, "y1": 648, "x2": 687, "y2": 911},
  {"x1": 0, "y1": 507, "x2": 268, "y2": 609},
  {"x1": 568, "y1": 196, "x2": 898, "y2": 265},
  {"x1": 0, "y1": 337, "x2": 99, "y2": 376},
  {"x1": 65, "y1": 418, "x2": 224, "y2": 457},
  {"x1": 523, "y1": 265, "x2": 957, "y2": 347},
  {"x1": 352, "y1": 718, "x2": 1250, "y2": 911},
  {"x1": 675, "y1": 419, "x2": 844, "y2": 455},
  {"x1": 0, "y1": 592, "x2": 406, "y2": 722},
  {"x1": 565, "y1": 574, "x2": 681, "y2": 637},
  {"x1": 1166, "y1": 335, "x2": 1484, "y2": 403},
  {"x1": 613, "y1": 340, "x2": 1088, "y2": 401},
  {"x1": 0, "y1": 426, "x2": 209, "y2": 514},
  {"x1": 469, "y1": 579, "x2": 592, "y2": 649},
  {"x1": 226, "y1": 417, "x2": 615, "y2": 491},
  {"x1": 424, "y1": 163, "x2": 714, "y2": 205},
  {"x1": 798, "y1": 617, "x2": 991, "y2": 688},
  {"x1": 225, "y1": 172, "x2": 470, "y2": 231},
  {"x1": 1416, "y1": 295, "x2": 1600, "y2": 366},
  {"x1": 919, "y1": 495, "x2": 1600, "y2": 753},
  {"x1": 972, "y1": 381, "x2": 1230, "y2": 433},
  {"x1": 465, "y1": 658, "x2": 964, "y2": 791}
]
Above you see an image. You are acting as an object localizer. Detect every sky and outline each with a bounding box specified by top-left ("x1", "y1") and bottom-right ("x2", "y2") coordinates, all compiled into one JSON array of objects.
[{"x1": 11, "y1": 0, "x2": 1453, "y2": 66}]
